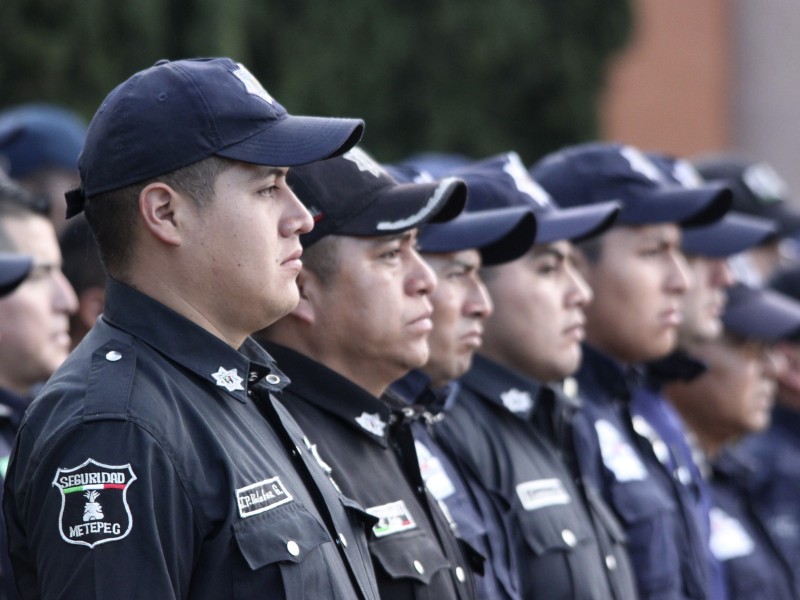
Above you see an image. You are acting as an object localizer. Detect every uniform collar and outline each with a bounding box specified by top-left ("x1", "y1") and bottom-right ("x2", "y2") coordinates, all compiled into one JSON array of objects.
[
  {"x1": 390, "y1": 369, "x2": 456, "y2": 414},
  {"x1": 771, "y1": 403, "x2": 800, "y2": 437},
  {"x1": 577, "y1": 344, "x2": 643, "y2": 405},
  {"x1": 644, "y1": 350, "x2": 707, "y2": 390},
  {"x1": 262, "y1": 342, "x2": 395, "y2": 447},
  {"x1": 460, "y1": 354, "x2": 542, "y2": 421},
  {"x1": 102, "y1": 278, "x2": 289, "y2": 403},
  {"x1": 0, "y1": 387, "x2": 28, "y2": 426}
]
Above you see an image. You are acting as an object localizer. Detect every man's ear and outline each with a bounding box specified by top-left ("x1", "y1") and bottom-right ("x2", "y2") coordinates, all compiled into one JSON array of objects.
[
  {"x1": 290, "y1": 268, "x2": 319, "y2": 325},
  {"x1": 138, "y1": 182, "x2": 188, "y2": 246}
]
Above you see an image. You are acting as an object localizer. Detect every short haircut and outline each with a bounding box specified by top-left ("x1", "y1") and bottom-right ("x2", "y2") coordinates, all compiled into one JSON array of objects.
[
  {"x1": 575, "y1": 235, "x2": 604, "y2": 265},
  {"x1": 301, "y1": 235, "x2": 342, "y2": 286},
  {"x1": 0, "y1": 179, "x2": 50, "y2": 251},
  {"x1": 83, "y1": 155, "x2": 236, "y2": 277}
]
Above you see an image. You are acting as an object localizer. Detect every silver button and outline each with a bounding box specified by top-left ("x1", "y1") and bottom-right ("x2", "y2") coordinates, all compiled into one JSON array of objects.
[
  {"x1": 413, "y1": 560, "x2": 425, "y2": 575},
  {"x1": 455, "y1": 566, "x2": 466, "y2": 582},
  {"x1": 338, "y1": 533, "x2": 348, "y2": 548},
  {"x1": 287, "y1": 540, "x2": 300, "y2": 556},
  {"x1": 652, "y1": 440, "x2": 670, "y2": 465},
  {"x1": 105, "y1": 351, "x2": 122, "y2": 362},
  {"x1": 605, "y1": 554, "x2": 617, "y2": 570},
  {"x1": 561, "y1": 529, "x2": 577, "y2": 547},
  {"x1": 266, "y1": 374, "x2": 281, "y2": 385}
]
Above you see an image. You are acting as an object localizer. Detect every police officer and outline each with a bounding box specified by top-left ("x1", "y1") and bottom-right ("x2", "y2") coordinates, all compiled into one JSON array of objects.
[
  {"x1": 3, "y1": 58, "x2": 382, "y2": 600},
  {"x1": 433, "y1": 152, "x2": 640, "y2": 599},
  {"x1": 531, "y1": 142, "x2": 730, "y2": 600},
  {"x1": 391, "y1": 194, "x2": 537, "y2": 600},
  {"x1": 666, "y1": 282, "x2": 800, "y2": 600},
  {"x1": 632, "y1": 154, "x2": 776, "y2": 600},
  {"x1": 255, "y1": 146, "x2": 480, "y2": 600}
]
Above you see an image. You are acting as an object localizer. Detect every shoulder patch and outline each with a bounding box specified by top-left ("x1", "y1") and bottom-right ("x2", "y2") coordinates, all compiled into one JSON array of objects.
[{"x1": 52, "y1": 458, "x2": 137, "y2": 548}]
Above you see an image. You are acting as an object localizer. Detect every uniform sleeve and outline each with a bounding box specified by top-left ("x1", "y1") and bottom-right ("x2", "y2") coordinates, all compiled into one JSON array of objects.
[{"x1": 4, "y1": 419, "x2": 197, "y2": 600}]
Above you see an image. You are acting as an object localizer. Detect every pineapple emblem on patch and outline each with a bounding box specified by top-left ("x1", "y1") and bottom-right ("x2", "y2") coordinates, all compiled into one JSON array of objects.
[{"x1": 53, "y1": 458, "x2": 137, "y2": 548}]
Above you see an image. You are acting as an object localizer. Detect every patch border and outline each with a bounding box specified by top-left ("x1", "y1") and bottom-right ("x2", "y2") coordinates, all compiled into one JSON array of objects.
[
  {"x1": 236, "y1": 476, "x2": 294, "y2": 519},
  {"x1": 52, "y1": 458, "x2": 137, "y2": 549}
]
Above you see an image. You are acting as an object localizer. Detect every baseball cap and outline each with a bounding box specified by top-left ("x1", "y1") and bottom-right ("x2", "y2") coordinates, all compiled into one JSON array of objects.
[
  {"x1": 288, "y1": 147, "x2": 466, "y2": 247},
  {"x1": 692, "y1": 153, "x2": 800, "y2": 239},
  {"x1": 0, "y1": 254, "x2": 32, "y2": 297},
  {"x1": 448, "y1": 151, "x2": 620, "y2": 244},
  {"x1": 65, "y1": 57, "x2": 364, "y2": 218},
  {"x1": 530, "y1": 142, "x2": 731, "y2": 227},
  {"x1": 768, "y1": 266, "x2": 800, "y2": 303},
  {"x1": 722, "y1": 282, "x2": 800, "y2": 342},
  {"x1": 646, "y1": 152, "x2": 776, "y2": 257},
  {"x1": 0, "y1": 104, "x2": 87, "y2": 179}
]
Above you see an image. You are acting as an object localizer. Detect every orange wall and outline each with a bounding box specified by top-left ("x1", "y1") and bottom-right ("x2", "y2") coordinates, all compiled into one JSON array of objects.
[{"x1": 600, "y1": 0, "x2": 731, "y2": 157}]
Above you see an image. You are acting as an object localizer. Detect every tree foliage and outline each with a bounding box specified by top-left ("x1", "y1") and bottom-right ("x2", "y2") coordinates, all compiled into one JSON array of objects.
[{"x1": 0, "y1": 0, "x2": 632, "y2": 164}]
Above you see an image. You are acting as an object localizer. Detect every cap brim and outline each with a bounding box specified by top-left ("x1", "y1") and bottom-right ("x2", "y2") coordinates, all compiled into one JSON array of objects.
[
  {"x1": 418, "y1": 207, "x2": 537, "y2": 266},
  {"x1": 217, "y1": 114, "x2": 364, "y2": 167},
  {"x1": 723, "y1": 284, "x2": 800, "y2": 342},
  {"x1": 0, "y1": 254, "x2": 32, "y2": 296},
  {"x1": 340, "y1": 177, "x2": 467, "y2": 236},
  {"x1": 618, "y1": 184, "x2": 732, "y2": 227},
  {"x1": 682, "y1": 213, "x2": 776, "y2": 257},
  {"x1": 537, "y1": 201, "x2": 620, "y2": 244}
]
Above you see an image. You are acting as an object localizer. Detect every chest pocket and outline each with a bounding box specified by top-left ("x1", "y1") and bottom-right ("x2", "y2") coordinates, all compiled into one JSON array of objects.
[
  {"x1": 369, "y1": 529, "x2": 451, "y2": 585},
  {"x1": 608, "y1": 477, "x2": 681, "y2": 595},
  {"x1": 233, "y1": 504, "x2": 336, "y2": 600}
]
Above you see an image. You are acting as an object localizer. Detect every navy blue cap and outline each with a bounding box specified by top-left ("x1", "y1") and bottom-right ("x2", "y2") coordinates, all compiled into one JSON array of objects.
[
  {"x1": 722, "y1": 282, "x2": 800, "y2": 342},
  {"x1": 418, "y1": 206, "x2": 537, "y2": 266},
  {"x1": 401, "y1": 152, "x2": 473, "y2": 179},
  {"x1": 0, "y1": 104, "x2": 86, "y2": 180},
  {"x1": 448, "y1": 151, "x2": 620, "y2": 244},
  {"x1": 530, "y1": 142, "x2": 731, "y2": 227},
  {"x1": 0, "y1": 254, "x2": 32, "y2": 297},
  {"x1": 645, "y1": 152, "x2": 776, "y2": 257},
  {"x1": 692, "y1": 153, "x2": 800, "y2": 239},
  {"x1": 288, "y1": 147, "x2": 466, "y2": 248},
  {"x1": 66, "y1": 57, "x2": 364, "y2": 218}
]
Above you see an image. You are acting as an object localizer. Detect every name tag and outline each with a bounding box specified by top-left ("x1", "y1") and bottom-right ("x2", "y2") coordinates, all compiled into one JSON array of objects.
[
  {"x1": 416, "y1": 441, "x2": 456, "y2": 500},
  {"x1": 237, "y1": 477, "x2": 293, "y2": 518},
  {"x1": 516, "y1": 478, "x2": 571, "y2": 511}
]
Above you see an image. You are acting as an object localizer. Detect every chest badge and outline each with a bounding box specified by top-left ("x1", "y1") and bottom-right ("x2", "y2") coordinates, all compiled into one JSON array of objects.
[
  {"x1": 367, "y1": 500, "x2": 418, "y2": 538},
  {"x1": 212, "y1": 366, "x2": 244, "y2": 392},
  {"x1": 355, "y1": 412, "x2": 387, "y2": 436},
  {"x1": 52, "y1": 458, "x2": 137, "y2": 548}
]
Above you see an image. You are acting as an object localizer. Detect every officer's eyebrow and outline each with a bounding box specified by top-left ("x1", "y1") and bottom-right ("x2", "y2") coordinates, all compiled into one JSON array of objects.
[
  {"x1": 531, "y1": 245, "x2": 566, "y2": 262},
  {"x1": 247, "y1": 165, "x2": 289, "y2": 182}
]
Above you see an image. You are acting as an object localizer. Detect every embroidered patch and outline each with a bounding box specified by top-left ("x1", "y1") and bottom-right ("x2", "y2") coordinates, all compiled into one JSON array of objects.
[
  {"x1": 355, "y1": 412, "x2": 387, "y2": 437},
  {"x1": 415, "y1": 441, "x2": 455, "y2": 500},
  {"x1": 237, "y1": 476, "x2": 293, "y2": 518},
  {"x1": 232, "y1": 64, "x2": 275, "y2": 105},
  {"x1": 52, "y1": 459, "x2": 137, "y2": 548},
  {"x1": 516, "y1": 478, "x2": 571, "y2": 511},
  {"x1": 500, "y1": 388, "x2": 533, "y2": 413},
  {"x1": 709, "y1": 506, "x2": 755, "y2": 561},
  {"x1": 212, "y1": 367, "x2": 244, "y2": 392},
  {"x1": 595, "y1": 419, "x2": 648, "y2": 482},
  {"x1": 367, "y1": 500, "x2": 417, "y2": 538}
]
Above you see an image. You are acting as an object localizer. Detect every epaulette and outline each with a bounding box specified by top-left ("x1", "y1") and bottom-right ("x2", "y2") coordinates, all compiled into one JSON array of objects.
[{"x1": 82, "y1": 339, "x2": 137, "y2": 421}]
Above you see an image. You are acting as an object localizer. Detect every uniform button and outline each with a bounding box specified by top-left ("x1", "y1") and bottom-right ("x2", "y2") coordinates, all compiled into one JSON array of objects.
[
  {"x1": 266, "y1": 374, "x2": 281, "y2": 385},
  {"x1": 338, "y1": 533, "x2": 348, "y2": 548},
  {"x1": 413, "y1": 560, "x2": 425, "y2": 575},
  {"x1": 105, "y1": 351, "x2": 122, "y2": 362},
  {"x1": 605, "y1": 554, "x2": 618, "y2": 570},
  {"x1": 287, "y1": 540, "x2": 300, "y2": 556},
  {"x1": 455, "y1": 566, "x2": 466, "y2": 582},
  {"x1": 561, "y1": 529, "x2": 577, "y2": 547}
]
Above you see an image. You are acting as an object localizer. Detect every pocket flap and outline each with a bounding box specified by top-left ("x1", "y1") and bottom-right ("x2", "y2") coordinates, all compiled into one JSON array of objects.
[{"x1": 370, "y1": 529, "x2": 451, "y2": 585}]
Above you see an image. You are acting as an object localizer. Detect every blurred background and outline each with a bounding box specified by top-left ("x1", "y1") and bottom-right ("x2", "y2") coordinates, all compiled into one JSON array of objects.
[{"x1": 1, "y1": 0, "x2": 798, "y2": 195}]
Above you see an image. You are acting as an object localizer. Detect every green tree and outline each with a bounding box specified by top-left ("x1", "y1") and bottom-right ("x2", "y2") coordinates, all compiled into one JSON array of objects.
[{"x1": 0, "y1": 0, "x2": 632, "y2": 165}]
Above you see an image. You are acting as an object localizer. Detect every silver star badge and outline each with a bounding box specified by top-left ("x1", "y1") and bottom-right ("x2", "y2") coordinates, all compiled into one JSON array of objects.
[
  {"x1": 500, "y1": 388, "x2": 533, "y2": 413},
  {"x1": 211, "y1": 367, "x2": 245, "y2": 392},
  {"x1": 355, "y1": 412, "x2": 387, "y2": 436}
]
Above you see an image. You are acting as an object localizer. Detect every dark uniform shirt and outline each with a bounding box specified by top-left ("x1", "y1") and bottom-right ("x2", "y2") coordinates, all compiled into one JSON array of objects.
[
  {"x1": 633, "y1": 352, "x2": 727, "y2": 600},
  {"x1": 435, "y1": 354, "x2": 638, "y2": 600},
  {"x1": 708, "y1": 448, "x2": 797, "y2": 600},
  {"x1": 263, "y1": 342, "x2": 478, "y2": 600},
  {"x1": 3, "y1": 279, "x2": 380, "y2": 600},
  {"x1": 740, "y1": 404, "x2": 800, "y2": 569},
  {"x1": 0, "y1": 388, "x2": 26, "y2": 600},
  {"x1": 392, "y1": 370, "x2": 520, "y2": 600},
  {"x1": 571, "y1": 345, "x2": 705, "y2": 600}
]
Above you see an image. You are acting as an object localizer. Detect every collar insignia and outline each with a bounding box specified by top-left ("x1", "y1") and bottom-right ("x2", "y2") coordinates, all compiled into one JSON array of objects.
[
  {"x1": 500, "y1": 388, "x2": 533, "y2": 413},
  {"x1": 355, "y1": 411, "x2": 387, "y2": 436},
  {"x1": 211, "y1": 367, "x2": 245, "y2": 392}
]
